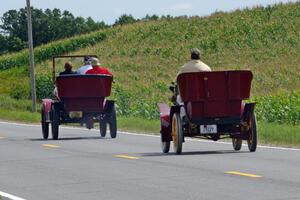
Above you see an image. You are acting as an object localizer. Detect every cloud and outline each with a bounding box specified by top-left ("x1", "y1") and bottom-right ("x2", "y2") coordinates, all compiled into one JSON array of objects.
[{"x1": 170, "y1": 3, "x2": 193, "y2": 12}]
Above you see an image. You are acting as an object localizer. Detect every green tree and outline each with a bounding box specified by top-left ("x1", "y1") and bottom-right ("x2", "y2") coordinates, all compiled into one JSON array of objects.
[
  {"x1": 0, "y1": 7, "x2": 107, "y2": 54},
  {"x1": 142, "y1": 14, "x2": 159, "y2": 21},
  {"x1": 0, "y1": 34, "x2": 26, "y2": 54},
  {"x1": 1, "y1": 9, "x2": 27, "y2": 41},
  {"x1": 114, "y1": 14, "x2": 137, "y2": 26},
  {"x1": 86, "y1": 17, "x2": 107, "y2": 31},
  {"x1": 6, "y1": 36, "x2": 26, "y2": 52},
  {"x1": 0, "y1": 34, "x2": 8, "y2": 53}
]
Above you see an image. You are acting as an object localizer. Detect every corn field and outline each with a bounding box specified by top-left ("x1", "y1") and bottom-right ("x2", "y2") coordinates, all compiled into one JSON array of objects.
[{"x1": 0, "y1": 2, "x2": 300, "y2": 124}]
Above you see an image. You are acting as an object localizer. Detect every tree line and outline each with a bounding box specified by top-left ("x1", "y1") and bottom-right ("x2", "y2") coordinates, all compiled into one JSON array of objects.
[
  {"x1": 0, "y1": 7, "x2": 176, "y2": 55},
  {"x1": 0, "y1": 7, "x2": 107, "y2": 54}
]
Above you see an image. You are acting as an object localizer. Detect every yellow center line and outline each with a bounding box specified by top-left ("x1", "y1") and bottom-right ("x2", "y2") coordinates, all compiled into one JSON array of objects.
[
  {"x1": 225, "y1": 171, "x2": 263, "y2": 178},
  {"x1": 114, "y1": 154, "x2": 139, "y2": 160},
  {"x1": 42, "y1": 144, "x2": 60, "y2": 148}
]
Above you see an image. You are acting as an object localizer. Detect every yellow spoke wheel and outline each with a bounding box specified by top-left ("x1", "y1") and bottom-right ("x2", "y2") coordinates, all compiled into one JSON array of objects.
[{"x1": 172, "y1": 113, "x2": 183, "y2": 154}]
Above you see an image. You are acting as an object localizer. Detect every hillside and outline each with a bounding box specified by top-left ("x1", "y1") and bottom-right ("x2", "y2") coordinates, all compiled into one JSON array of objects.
[
  {"x1": 0, "y1": 2, "x2": 300, "y2": 122},
  {"x1": 74, "y1": 2, "x2": 300, "y2": 96}
]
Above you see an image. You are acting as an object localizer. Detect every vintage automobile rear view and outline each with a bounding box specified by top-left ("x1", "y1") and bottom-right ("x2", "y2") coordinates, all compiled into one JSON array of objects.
[
  {"x1": 158, "y1": 70, "x2": 256, "y2": 154},
  {"x1": 41, "y1": 55, "x2": 117, "y2": 140}
]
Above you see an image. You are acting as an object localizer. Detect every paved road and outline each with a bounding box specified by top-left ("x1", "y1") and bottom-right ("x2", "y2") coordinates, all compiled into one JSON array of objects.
[{"x1": 0, "y1": 121, "x2": 300, "y2": 200}]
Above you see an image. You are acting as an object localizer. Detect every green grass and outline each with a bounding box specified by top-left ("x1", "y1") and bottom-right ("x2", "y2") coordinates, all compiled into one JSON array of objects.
[
  {"x1": 0, "y1": 108, "x2": 299, "y2": 147},
  {"x1": 0, "y1": 2, "x2": 299, "y2": 146},
  {"x1": 255, "y1": 92, "x2": 300, "y2": 125},
  {"x1": 0, "y1": 95, "x2": 33, "y2": 111},
  {"x1": 258, "y1": 121, "x2": 300, "y2": 148},
  {"x1": 118, "y1": 117, "x2": 160, "y2": 133},
  {"x1": 0, "y1": 109, "x2": 40, "y2": 123},
  {"x1": 0, "y1": 105, "x2": 160, "y2": 133}
]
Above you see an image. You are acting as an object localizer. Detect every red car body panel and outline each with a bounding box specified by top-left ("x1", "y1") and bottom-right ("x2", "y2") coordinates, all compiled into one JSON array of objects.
[
  {"x1": 158, "y1": 103, "x2": 172, "y2": 142},
  {"x1": 177, "y1": 70, "x2": 252, "y2": 119},
  {"x1": 56, "y1": 75, "x2": 113, "y2": 112}
]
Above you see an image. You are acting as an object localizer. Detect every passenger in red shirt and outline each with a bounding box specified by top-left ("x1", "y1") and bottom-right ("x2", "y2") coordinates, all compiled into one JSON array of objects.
[
  {"x1": 85, "y1": 57, "x2": 112, "y2": 75},
  {"x1": 84, "y1": 57, "x2": 112, "y2": 129}
]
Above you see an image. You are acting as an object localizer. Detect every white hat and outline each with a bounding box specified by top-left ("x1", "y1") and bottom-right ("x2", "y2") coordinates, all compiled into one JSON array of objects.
[{"x1": 90, "y1": 57, "x2": 101, "y2": 66}]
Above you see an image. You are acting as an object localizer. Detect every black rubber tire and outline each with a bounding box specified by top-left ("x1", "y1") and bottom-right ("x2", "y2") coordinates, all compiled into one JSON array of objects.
[
  {"x1": 42, "y1": 122, "x2": 49, "y2": 139},
  {"x1": 109, "y1": 105, "x2": 117, "y2": 138},
  {"x1": 247, "y1": 114, "x2": 257, "y2": 152},
  {"x1": 232, "y1": 138, "x2": 242, "y2": 151},
  {"x1": 99, "y1": 115, "x2": 107, "y2": 137},
  {"x1": 41, "y1": 106, "x2": 49, "y2": 139},
  {"x1": 172, "y1": 113, "x2": 183, "y2": 154},
  {"x1": 51, "y1": 105, "x2": 60, "y2": 140},
  {"x1": 161, "y1": 141, "x2": 170, "y2": 153}
]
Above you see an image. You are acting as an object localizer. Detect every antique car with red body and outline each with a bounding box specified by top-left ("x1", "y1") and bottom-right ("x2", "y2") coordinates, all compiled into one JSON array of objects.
[
  {"x1": 158, "y1": 70, "x2": 256, "y2": 154},
  {"x1": 41, "y1": 55, "x2": 117, "y2": 140}
]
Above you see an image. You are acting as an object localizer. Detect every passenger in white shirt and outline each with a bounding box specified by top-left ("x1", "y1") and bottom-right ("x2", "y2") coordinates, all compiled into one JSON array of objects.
[
  {"x1": 77, "y1": 56, "x2": 92, "y2": 74},
  {"x1": 177, "y1": 48, "x2": 211, "y2": 76},
  {"x1": 175, "y1": 48, "x2": 211, "y2": 118}
]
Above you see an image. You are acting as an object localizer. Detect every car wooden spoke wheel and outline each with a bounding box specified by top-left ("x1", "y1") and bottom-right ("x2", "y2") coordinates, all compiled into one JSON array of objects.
[
  {"x1": 108, "y1": 104, "x2": 117, "y2": 139},
  {"x1": 51, "y1": 104, "x2": 60, "y2": 140},
  {"x1": 99, "y1": 115, "x2": 107, "y2": 137},
  {"x1": 41, "y1": 106, "x2": 49, "y2": 139},
  {"x1": 172, "y1": 113, "x2": 183, "y2": 154},
  {"x1": 247, "y1": 114, "x2": 257, "y2": 152},
  {"x1": 232, "y1": 138, "x2": 242, "y2": 151},
  {"x1": 161, "y1": 141, "x2": 170, "y2": 153}
]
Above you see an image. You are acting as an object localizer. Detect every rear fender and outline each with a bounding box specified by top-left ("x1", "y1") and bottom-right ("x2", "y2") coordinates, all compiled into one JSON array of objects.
[
  {"x1": 42, "y1": 99, "x2": 54, "y2": 122},
  {"x1": 103, "y1": 100, "x2": 115, "y2": 113},
  {"x1": 158, "y1": 103, "x2": 171, "y2": 142},
  {"x1": 242, "y1": 103, "x2": 255, "y2": 124},
  {"x1": 158, "y1": 103, "x2": 170, "y2": 127},
  {"x1": 158, "y1": 103, "x2": 181, "y2": 142},
  {"x1": 170, "y1": 105, "x2": 181, "y2": 120}
]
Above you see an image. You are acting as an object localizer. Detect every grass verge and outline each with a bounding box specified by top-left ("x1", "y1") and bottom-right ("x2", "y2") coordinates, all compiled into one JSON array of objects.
[
  {"x1": 117, "y1": 117, "x2": 160, "y2": 133},
  {"x1": 0, "y1": 109, "x2": 160, "y2": 133},
  {"x1": 0, "y1": 109, "x2": 40, "y2": 123},
  {"x1": 258, "y1": 121, "x2": 300, "y2": 148},
  {"x1": 0, "y1": 109, "x2": 299, "y2": 148}
]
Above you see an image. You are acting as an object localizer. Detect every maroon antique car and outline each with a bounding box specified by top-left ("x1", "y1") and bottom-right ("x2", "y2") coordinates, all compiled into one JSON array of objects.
[
  {"x1": 158, "y1": 70, "x2": 257, "y2": 154},
  {"x1": 41, "y1": 55, "x2": 117, "y2": 140}
]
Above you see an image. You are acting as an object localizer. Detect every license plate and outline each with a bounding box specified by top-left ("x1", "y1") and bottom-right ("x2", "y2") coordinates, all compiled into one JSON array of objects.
[{"x1": 200, "y1": 125, "x2": 217, "y2": 134}]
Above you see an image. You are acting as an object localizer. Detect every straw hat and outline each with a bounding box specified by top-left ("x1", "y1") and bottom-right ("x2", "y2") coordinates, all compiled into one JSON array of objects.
[{"x1": 90, "y1": 57, "x2": 101, "y2": 66}]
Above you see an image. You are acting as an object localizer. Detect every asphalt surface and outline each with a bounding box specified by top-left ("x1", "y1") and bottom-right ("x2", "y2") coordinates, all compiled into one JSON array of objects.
[{"x1": 0, "y1": 121, "x2": 300, "y2": 200}]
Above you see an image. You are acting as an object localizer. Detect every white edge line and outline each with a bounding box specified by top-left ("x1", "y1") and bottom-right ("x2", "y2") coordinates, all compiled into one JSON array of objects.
[
  {"x1": 0, "y1": 121, "x2": 299, "y2": 151},
  {"x1": 0, "y1": 191, "x2": 27, "y2": 200}
]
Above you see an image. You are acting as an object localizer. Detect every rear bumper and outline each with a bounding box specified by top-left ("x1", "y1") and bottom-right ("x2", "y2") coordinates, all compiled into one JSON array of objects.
[
  {"x1": 191, "y1": 116, "x2": 241, "y2": 125},
  {"x1": 187, "y1": 117, "x2": 242, "y2": 137}
]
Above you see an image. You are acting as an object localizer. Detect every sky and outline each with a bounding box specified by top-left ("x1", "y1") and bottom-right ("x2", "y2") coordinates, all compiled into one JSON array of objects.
[{"x1": 0, "y1": 0, "x2": 298, "y2": 24}]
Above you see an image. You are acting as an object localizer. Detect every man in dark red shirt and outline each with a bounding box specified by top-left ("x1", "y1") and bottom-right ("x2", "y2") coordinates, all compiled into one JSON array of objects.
[{"x1": 85, "y1": 57, "x2": 112, "y2": 75}]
